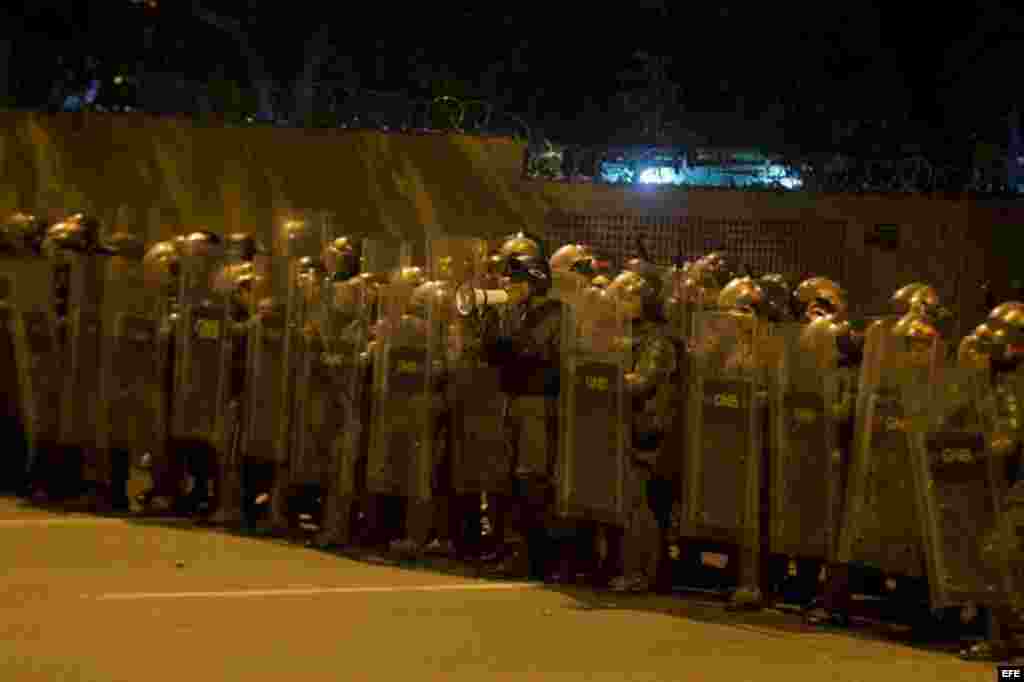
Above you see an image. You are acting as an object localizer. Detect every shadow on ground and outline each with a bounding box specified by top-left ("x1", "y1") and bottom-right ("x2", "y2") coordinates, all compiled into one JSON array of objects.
[{"x1": 3, "y1": 494, "x2": 992, "y2": 661}]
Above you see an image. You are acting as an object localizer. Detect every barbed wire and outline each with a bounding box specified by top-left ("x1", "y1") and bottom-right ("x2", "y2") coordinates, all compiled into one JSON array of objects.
[
  {"x1": 40, "y1": 77, "x2": 1024, "y2": 197},
  {"x1": 523, "y1": 143, "x2": 1024, "y2": 197}
]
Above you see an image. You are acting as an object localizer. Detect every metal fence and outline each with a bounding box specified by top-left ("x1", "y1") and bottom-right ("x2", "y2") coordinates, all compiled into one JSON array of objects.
[{"x1": 545, "y1": 211, "x2": 848, "y2": 287}]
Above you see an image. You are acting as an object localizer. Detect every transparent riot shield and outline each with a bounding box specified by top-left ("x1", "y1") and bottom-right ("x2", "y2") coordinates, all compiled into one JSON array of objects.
[
  {"x1": 660, "y1": 274, "x2": 695, "y2": 535},
  {"x1": 275, "y1": 217, "x2": 322, "y2": 509},
  {"x1": 434, "y1": 238, "x2": 508, "y2": 495},
  {"x1": 684, "y1": 311, "x2": 770, "y2": 593},
  {"x1": 55, "y1": 243, "x2": 107, "y2": 488},
  {"x1": 315, "y1": 273, "x2": 369, "y2": 536},
  {"x1": 367, "y1": 281, "x2": 439, "y2": 501},
  {"x1": 558, "y1": 291, "x2": 630, "y2": 526},
  {"x1": 906, "y1": 363, "x2": 1009, "y2": 609},
  {"x1": 290, "y1": 267, "x2": 334, "y2": 494},
  {"x1": 993, "y1": 370, "x2": 1024, "y2": 616},
  {"x1": 243, "y1": 254, "x2": 288, "y2": 472},
  {"x1": 324, "y1": 238, "x2": 402, "y2": 522},
  {"x1": 173, "y1": 234, "x2": 231, "y2": 450},
  {"x1": 0, "y1": 243, "x2": 61, "y2": 488},
  {"x1": 96, "y1": 235, "x2": 162, "y2": 500},
  {"x1": 770, "y1": 324, "x2": 842, "y2": 561},
  {"x1": 139, "y1": 238, "x2": 183, "y2": 505},
  {"x1": 838, "y1": 322, "x2": 931, "y2": 578}
]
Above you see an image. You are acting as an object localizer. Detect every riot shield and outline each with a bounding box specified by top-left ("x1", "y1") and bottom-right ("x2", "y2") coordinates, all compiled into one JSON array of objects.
[
  {"x1": 314, "y1": 271, "x2": 370, "y2": 538},
  {"x1": 139, "y1": 238, "x2": 183, "y2": 506},
  {"x1": 684, "y1": 311, "x2": 770, "y2": 597},
  {"x1": 290, "y1": 266, "x2": 334, "y2": 494},
  {"x1": 54, "y1": 242, "x2": 107, "y2": 492},
  {"x1": 435, "y1": 238, "x2": 508, "y2": 495},
  {"x1": 558, "y1": 291, "x2": 630, "y2": 526},
  {"x1": 838, "y1": 322, "x2": 931, "y2": 578},
  {"x1": 909, "y1": 364, "x2": 1009, "y2": 609},
  {"x1": 96, "y1": 233, "x2": 162, "y2": 506},
  {"x1": 685, "y1": 312, "x2": 768, "y2": 538},
  {"x1": 770, "y1": 323, "x2": 842, "y2": 561},
  {"x1": 366, "y1": 281, "x2": 439, "y2": 501},
  {"x1": 241, "y1": 253, "x2": 288, "y2": 484},
  {"x1": 660, "y1": 270, "x2": 695, "y2": 527},
  {"x1": 0, "y1": 241, "x2": 61, "y2": 491},
  {"x1": 173, "y1": 234, "x2": 232, "y2": 450},
  {"x1": 280, "y1": 220, "x2": 320, "y2": 454}
]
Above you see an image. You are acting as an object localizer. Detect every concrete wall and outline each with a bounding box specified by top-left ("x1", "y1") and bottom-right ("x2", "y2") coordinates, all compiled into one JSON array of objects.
[
  {"x1": 0, "y1": 111, "x2": 529, "y2": 256},
  {"x1": 0, "y1": 112, "x2": 1018, "y2": 328}
]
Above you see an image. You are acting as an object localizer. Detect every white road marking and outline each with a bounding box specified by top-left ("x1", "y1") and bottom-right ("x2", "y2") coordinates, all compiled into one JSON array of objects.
[
  {"x1": 91, "y1": 581, "x2": 541, "y2": 601},
  {"x1": 0, "y1": 517, "x2": 127, "y2": 527}
]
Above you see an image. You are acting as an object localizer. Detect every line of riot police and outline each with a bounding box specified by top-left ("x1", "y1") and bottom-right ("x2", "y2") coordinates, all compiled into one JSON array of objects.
[{"x1": 1, "y1": 210, "x2": 1023, "y2": 661}]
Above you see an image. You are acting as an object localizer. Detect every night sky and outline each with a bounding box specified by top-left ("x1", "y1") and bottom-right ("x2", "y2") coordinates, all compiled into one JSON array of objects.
[{"x1": 4, "y1": 2, "x2": 1022, "y2": 152}]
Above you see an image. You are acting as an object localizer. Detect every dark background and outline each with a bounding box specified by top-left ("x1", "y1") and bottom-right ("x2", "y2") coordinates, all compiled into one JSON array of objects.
[{"x1": 1, "y1": 2, "x2": 1021, "y2": 160}]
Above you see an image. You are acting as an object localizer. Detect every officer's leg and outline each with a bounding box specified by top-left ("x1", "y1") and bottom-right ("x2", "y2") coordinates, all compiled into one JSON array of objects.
[
  {"x1": 184, "y1": 439, "x2": 215, "y2": 515},
  {"x1": 616, "y1": 464, "x2": 659, "y2": 591},
  {"x1": 427, "y1": 449, "x2": 454, "y2": 554},
  {"x1": 646, "y1": 473, "x2": 675, "y2": 593},
  {"x1": 108, "y1": 447, "x2": 132, "y2": 512}
]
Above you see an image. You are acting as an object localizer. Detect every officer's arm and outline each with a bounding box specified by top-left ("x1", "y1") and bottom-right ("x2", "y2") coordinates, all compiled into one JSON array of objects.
[
  {"x1": 626, "y1": 337, "x2": 677, "y2": 398},
  {"x1": 480, "y1": 307, "x2": 521, "y2": 365}
]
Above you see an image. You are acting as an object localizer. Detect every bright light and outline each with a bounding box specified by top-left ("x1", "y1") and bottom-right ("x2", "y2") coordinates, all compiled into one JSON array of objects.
[
  {"x1": 780, "y1": 177, "x2": 802, "y2": 189},
  {"x1": 639, "y1": 167, "x2": 677, "y2": 184}
]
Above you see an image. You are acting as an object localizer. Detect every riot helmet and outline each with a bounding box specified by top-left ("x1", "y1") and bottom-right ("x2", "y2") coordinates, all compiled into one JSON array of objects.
[
  {"x1": 550, "y1": 243, "x2": 601, "y2": 303},
  {"x1": 45, "y1": 213, "x2": 103, "y2": 253},
  {"x1": 958, "y1": 333, "x2": 991, "y2": 370},
  {"x1": 718, "y1": 276, "x2": 765, "y2": 318},
  {"x1": 892, "y1": 312, "x2": 941, "y2": 365},
  {"x1": 794, "y1": 277, "x2": 847, "y2": 322},
  {"x1": 392, "y1": 265, "x2": 427, "y2": 289},
  {"x1": 179, "y1": 230, "x2": 222, "y2": 257},
  {"x1": 226, "y1": 231, "x2": 267, "y2": 263},
  {"x1": 757, "y1": 273, "x2": 794, "y2": 323},
  {"x1": 324, "y1": 235, "x2": 360, "y2": 282},
  {"x1": 891, "y1": 283, "x2": 937, "y2": 316},
  {"x1": 2, "y1": 212, "x2": 48, "y2": 254},
  {"x1": 688, "y1": 251, "x2": 736, "y2": 306},
  {"x1": 498, "y1": 230, "x2": 546, "y2": 260},
  {"x1": 990, "y1": 301, "x2": 1024, "y2": 328},
  {"x1": 502, "y1": 253, "x2": 551, "y2": 303},
  {"x1": 549, "y1": 243, "x2": 596, "y2": 276},
  {"x1": 984, "y1": 304, "x2": 1024, "y2": 371},
  {"x1": 606, "y1": 268, "x2": 662, "y2": 322}
]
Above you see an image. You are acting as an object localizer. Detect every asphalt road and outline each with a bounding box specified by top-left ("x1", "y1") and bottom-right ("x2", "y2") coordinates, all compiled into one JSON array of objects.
[{"x1": 0, "y1": 497, "x2": 1001, "y2": 682}]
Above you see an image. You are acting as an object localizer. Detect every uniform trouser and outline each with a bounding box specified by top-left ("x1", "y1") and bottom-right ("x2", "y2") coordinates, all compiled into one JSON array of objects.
[
  {"x1": 504, "y1": 395, "x2": 558, "y2": 579},
  {"x1": 0, "y1": 413, "x2": 30, "y2": 494},
  {"x1": 167, "y1": 437, "x2": 217, "y2": 513},
  {"x1": 620, "y1": 458, "x2": 662, "y2": 580}
]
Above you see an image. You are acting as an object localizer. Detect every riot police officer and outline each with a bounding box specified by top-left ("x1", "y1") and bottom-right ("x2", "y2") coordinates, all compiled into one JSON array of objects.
[
  {"x1": 211, "y1": 232, "x2": 266, "y2": 524},
  {"x1": 170, "y1": 230, "x2": 234, "y2": 519},
  {"x1": 830, "y1": 287, "x2": 944, "y2": 628},
  {"x1": 766, "y1": 276, "x2": 848, "y2": 607},
  {"x1": 363, "y1": 260, "x2": 433, "y2": 551},
  {"x1": 480, "y1": 232, "x2": 562, "y2": 580},
  {"x1": 44, "y1": 213, "x2": 110, "y2": 508},
  {"x1": 1, "y1": 212, "x2": 60, "y2": 498},
  {"x1": 137, "y1": 237, "x2": 185, "y2": 512},
  {"x1": 314, "y1": 235, "x2": 367, "y2": 547},
  {"x1": 604, "y1": 260, "x2": 677, "y2": 592}
]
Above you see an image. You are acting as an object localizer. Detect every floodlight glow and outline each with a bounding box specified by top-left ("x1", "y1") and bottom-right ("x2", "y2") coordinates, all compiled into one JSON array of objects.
[
  {"x1": 639, "y1": 167, "x2": 677, "y2": 184},
  {"x1": 780, "y1": 177, "x2": 802, "y2": 189}
]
